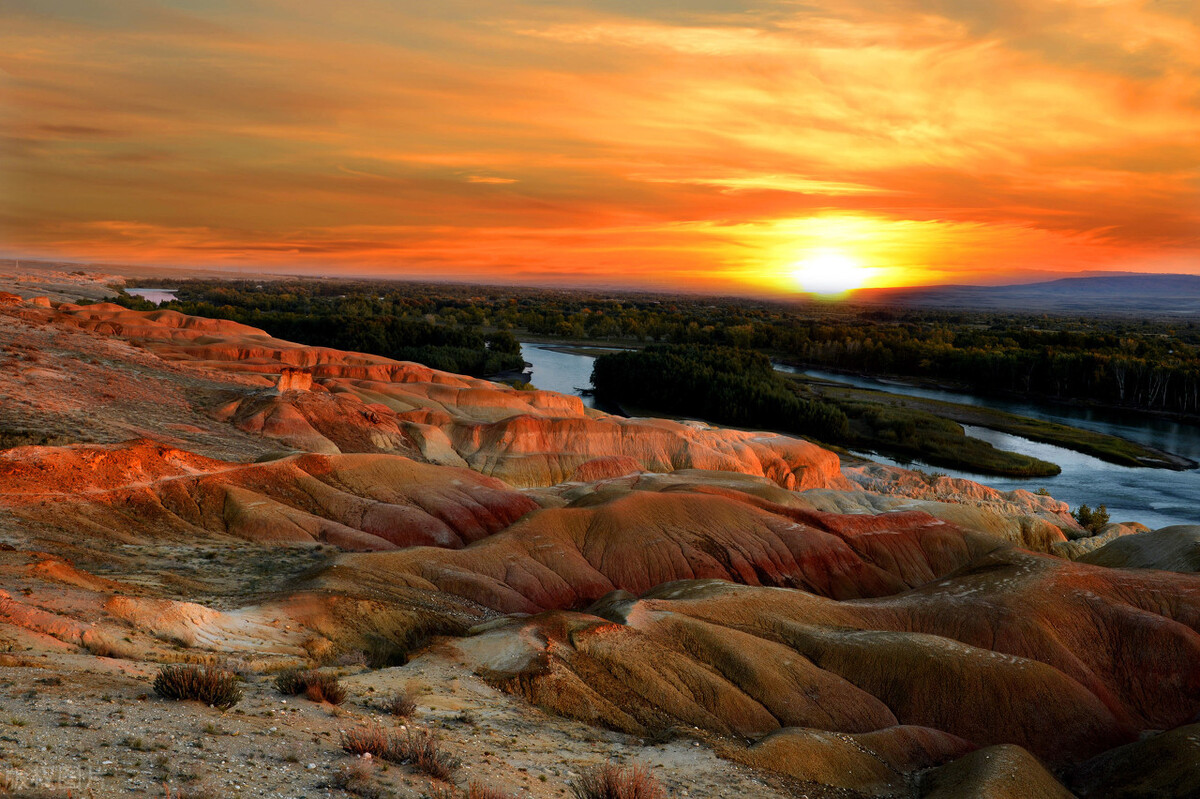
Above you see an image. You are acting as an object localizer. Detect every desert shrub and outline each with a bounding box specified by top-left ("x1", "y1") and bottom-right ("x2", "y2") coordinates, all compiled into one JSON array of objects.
[
  {"x1": 274, "y1": 667, "x2": 306, "y2": 695},
  {"x1": 305, "y1": 673, "x2": 347, "y2": 705},
  {"x1": 152, "y1": 665, "x2": 242, "y2": 710},
  {"x1": 341, "y1": 725, "x2": 392, "y2": 757},
  {"x1": 572, "y1": 763, "x2": 665, "y2": 799},
  {"x1": 275, "y1": 668, "x2": 346, "y2": 704},
  {"x1": 391, "y1": 728, "x2": 458, "y2": 781},
  {"x1": 383, "y1": 690, "x2": 417, "y2": 718},
  {"x1": 340, "y1": 726, "x2": 458, "y2": 781}
]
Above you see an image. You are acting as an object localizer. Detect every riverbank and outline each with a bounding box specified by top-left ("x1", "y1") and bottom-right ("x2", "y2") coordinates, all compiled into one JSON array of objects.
[
  {"x1": 789, "y1": 370, "x2": 1195, "y2": 470},
  {"x1": 779, "y1": 361, "x2": 1200, "y2": 458}
]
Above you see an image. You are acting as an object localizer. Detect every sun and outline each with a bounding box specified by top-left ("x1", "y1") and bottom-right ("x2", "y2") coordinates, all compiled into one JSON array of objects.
[{"x1": 791, "y1": 251, "x2": 875, "y2": 296}]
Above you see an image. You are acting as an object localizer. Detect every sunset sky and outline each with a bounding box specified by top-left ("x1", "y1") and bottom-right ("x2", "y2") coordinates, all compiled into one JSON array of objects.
[{"x1": 2, "y1": 0, "x2": 1198, "y2": 294}]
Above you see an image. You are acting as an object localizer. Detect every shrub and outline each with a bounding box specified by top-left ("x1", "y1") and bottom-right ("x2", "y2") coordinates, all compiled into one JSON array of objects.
[
  {"x1": 341, "y1": 725, "x2": 391, "y2": 758},
  {"x1": 152, "y1": 665, "x2": 242, "y2": 710},
  {"x1": 340, "y1": 726, "x2": 458, "y2": 781},
  {"x1": 391, "y1": 728, "x2": 458, "y2": 781},
  {"x1": 1073, "y1": 503, "x2": 1111, "y2": 533},
  {"x1": 274, "y1": 667, "x2": 306, "y2": 695},
  {"x1": 384, "y1": 691, "x2": 417, "y2": 718},
  {"x1": 912, "y1": 467, "x2": 947, "y2": 486},
  {"x1": 572, "y1": 763, "x2": 666, "y2": 799},
  {"x1": 332, "y1": 758, "x2": 385, "y2": 799},
  {"x1": 275, "y1": 668, "x2": 346, "y2": 705}
]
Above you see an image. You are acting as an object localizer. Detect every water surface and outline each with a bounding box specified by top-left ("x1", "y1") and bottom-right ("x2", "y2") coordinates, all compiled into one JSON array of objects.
[
  {"x1": 125, "y1": 287, "x2": 178, "y2": 304},
  {"x1": 526, "y1": 346, "x2": 1200, "y2": 527}
]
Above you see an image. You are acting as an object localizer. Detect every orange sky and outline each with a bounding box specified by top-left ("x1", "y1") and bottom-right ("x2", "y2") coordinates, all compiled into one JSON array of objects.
[{"x1": 2, "y1": 0, "x2": 1198, "y2": 294}]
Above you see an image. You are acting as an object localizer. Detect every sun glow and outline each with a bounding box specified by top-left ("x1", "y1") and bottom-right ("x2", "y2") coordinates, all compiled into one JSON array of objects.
[{"x1": 791, "y1": 251, "x2": 876, "y2": 296}]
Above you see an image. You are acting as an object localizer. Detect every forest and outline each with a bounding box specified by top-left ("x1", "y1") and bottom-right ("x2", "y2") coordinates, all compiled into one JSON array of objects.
[
  {"x1": 590, "y1": 345, "x2": 851, "y2": 442},
  {"x1": 108, "y1": 278, "x2": 1200, "y2": 419},
  {"x1": 592, "y1": 345, "x2": 1062, "y2": 477}
]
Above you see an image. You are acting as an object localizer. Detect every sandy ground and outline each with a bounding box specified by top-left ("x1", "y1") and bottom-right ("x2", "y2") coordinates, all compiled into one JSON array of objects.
[{"x1": 0, "y1": 652, "x2": 794, "y2": 798}]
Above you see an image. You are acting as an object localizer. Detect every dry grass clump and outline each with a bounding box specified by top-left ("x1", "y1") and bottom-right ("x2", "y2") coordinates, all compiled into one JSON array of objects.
[
  {"x1": 571, "y1": 763, "x2": 665, "y2": 799},
  {"x1": 383, "y1": 690, "x2": 417, "y2": 718},
  {"x1": 152, "y1": 665, "x2": 242, "y2": 710},
  {"x1": 331, "y1": 759, "x2": 387, "y2": 799},
  {"x1": 341, "y1": 725, "x2": 392, "y2": 757},
  {"x1": 275, "y1": 668, "x2": 346, "y2": 704},
  {"x1": 340, "y1": 726, "x2": 458, "y2": 781},
  {"x1": 392, "y1": 728, "x2": 458, "y2": 781},
  {"x1": 423, "y1": 786, "x2": 510, "y2": 799}
]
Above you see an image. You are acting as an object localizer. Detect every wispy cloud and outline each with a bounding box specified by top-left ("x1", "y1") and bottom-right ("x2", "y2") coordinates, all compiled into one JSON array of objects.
[{"x1": 1, "y1": 0, "x2": 1196, "y2": 290}]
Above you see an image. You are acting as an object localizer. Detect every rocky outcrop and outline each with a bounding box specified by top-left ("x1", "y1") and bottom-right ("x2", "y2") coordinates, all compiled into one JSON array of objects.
[{"x1": 275, "y1": 367, "x2": 313, "y2": 392}]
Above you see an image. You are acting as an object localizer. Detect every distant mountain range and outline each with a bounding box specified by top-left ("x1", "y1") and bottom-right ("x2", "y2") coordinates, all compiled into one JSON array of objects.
[{"x1": 855, "y1": 274, "x2": 1200, "y2": 316}]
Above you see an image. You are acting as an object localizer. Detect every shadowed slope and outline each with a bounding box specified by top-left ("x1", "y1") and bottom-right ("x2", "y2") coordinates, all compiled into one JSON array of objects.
[
  {"x1": 730, "y1": 726, "x2": 975, "y2": 797},
  {"x1": 1067, "y1": 722, "x2": 1200, "y2": 799}
]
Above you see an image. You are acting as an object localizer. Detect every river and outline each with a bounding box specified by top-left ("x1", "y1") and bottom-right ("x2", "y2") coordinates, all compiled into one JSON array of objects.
[
  {"x1": 125, "y1": 287, "x2": 178, "y2": 304},
  {"x1": 520, "y1": 344, "x2": 609, "y2": 409},
  {"x1": 522, "y1": 344, "x2": 1200, "y2": 529}
]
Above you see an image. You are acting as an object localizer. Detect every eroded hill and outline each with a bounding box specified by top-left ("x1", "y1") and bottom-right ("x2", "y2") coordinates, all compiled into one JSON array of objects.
[{"x1": 0, "y1": 287, "x2": 1197, "y2": 799}]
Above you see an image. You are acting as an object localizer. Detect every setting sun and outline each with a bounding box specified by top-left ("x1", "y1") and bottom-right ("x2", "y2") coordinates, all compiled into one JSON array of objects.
[{"x1": 791, "y1": 251, "x2": 876, "y2": 296}]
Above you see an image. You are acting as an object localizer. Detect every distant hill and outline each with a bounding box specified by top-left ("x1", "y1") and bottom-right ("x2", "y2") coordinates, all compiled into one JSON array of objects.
[{"x1": 855, "y1": 274, "x2": 1200, "y2": 316}]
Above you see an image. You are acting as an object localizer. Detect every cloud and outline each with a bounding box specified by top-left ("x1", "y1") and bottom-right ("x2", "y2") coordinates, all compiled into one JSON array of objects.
[{"x1": 0, "y1": 0, "x2": 1196, "y2": 290}]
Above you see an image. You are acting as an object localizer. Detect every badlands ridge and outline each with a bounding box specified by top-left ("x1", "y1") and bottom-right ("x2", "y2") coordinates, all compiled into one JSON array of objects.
[{"x1": 0, "y1": 289, "x2": 1197, "y2": 797}]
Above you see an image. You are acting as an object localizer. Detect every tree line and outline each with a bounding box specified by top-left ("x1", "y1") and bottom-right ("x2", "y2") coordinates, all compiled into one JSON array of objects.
[{"x1": 111, "y1": 278, "x2": 1200, "y2": 417}]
